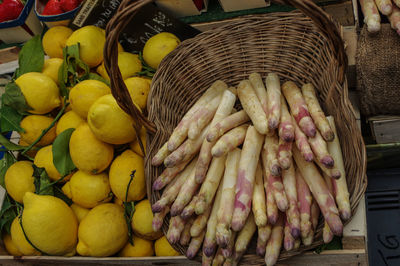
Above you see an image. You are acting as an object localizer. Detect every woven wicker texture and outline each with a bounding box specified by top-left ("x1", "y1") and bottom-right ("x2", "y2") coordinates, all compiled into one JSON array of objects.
[
  {"x1": 104, "y1": 0, "x2": 367, "y2": 263},
  {"x1": 357, "y1": 24, "x2": 400, "y2": 116}
]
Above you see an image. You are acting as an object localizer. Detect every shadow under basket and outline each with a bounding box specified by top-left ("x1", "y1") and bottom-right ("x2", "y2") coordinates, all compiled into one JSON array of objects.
[{"x1": 104, "y1": 0, "x2": 367, "y2": 264}]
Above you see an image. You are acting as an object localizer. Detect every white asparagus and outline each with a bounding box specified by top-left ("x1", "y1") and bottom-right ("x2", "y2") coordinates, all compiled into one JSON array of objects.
[
  {"x1": 265, "y1": 214, "x2": 284, "y2": 266},
  {"x1": 191, "y1": 207, "x2": 212, "y2": 237},
  {"x1": 187, "y1": 230, "x2": 206, "y2": 259},
  {"x1": 167, "y1": 215, "x2": 186, "y2": 244},
  {"x1": 180, "y1": 217, "x2": 194, "y2": 246},
  {"x1": 256, "y1": 224, "x2": 272, "y2": 257},
  {"x1": 211, "y1": 125, "x2": 248, "y2": 157},
  {"x1": 195, "y1": 89, "x2": 236, "y2": 184},
  {"x1": 152, "y1": 143, "x2": 170, "y2": 166},
  {"x1": 237, "y1": 80, "x2": 269, "y2": 135},
  {"x1": 249, "y1": 73, "x2": 268, "y2": 116},
  {"x1": 279, "y1": 95, "x2": 295, "y2": 142},
  {"x1": 252, "y1": 163, "x2": 268, "y2": 227},
  {"x1": 360, "y1": 0, "x2": 381, "y2": 33},
  {"x1": 293, "y1": 116, "x2": 314, "y2": 162},
  {"x1": 212, "y1": 248, "x2": 225, "y2": 266},
  {"x1": 170, "y1": 166, "x2": 199, "y2": 216},
  {"x1": 233, "y1": 213, "x2": 257, "y2": 262},
  {"x1": 282, "y1": 160, "x2": 300, "y2": 238},
  {"x1": 263, "y1": 132, "x2": 281, "y2": 177},
  {"x1": 375, "y1": 0, "x2": 392, "y2": 15},
  {"x1": 216, "y1": 148, "x2": 241, "y2": 248},
  {"x1": 206, "y1": 111, "x2": 250, "y2": 143},
  {"x1": 152, "y1": 157, "x2": 193, "y2": 191},
  {"x1": 308, "y1": 130, "x2": 334, "y2": 168},
  {"x1": 231, "y1": 126, "x2": 264, "y2": 231},
  {"x1": 326, "y1": 116, "x2": 351, "y2": 221},
  {"x1": 263, "y1": 163, "x2": 278, "y2": 225},
  {"x1": 266, "y1": 73, "x2": 281, "y2": 131},
  {"x1": 195, "y1": 155, "x2": 227, "y2": 215},
  {"x1": 167, "y1": 80, "x2": 227, "y2": 151}
]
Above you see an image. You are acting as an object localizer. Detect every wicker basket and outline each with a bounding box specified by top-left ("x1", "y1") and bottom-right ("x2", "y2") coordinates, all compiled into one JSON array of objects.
[{"x1": 104, "y1": 0, "x2": 367, "y2": 263}]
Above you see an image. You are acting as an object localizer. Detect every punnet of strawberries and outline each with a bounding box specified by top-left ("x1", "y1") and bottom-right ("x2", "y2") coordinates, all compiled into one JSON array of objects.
[
  {"x1": 42, "y1": 0, "x2": 83, "y2": 15},
  {"x1": 0, "y1": 0, "x2": 25, "y2": 23}
]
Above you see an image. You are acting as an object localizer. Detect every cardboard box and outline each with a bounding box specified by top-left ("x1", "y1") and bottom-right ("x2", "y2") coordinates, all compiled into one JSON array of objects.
[
  {"x1": 219, "y1": 0, "x2": 269, "y2": 12},
  {"x1": 155, "y1": 0, "x2": 208, "y2": 17},
  {"x1": 0, "y1": 0, "x2": 43, "y2": 44}
]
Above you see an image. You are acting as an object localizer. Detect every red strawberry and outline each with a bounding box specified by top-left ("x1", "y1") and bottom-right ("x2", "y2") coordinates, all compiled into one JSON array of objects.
[
  {"x1": 42, "y1": 0, "x2": 63, "y2": 15},
  {"x1": 0, "y1": 0, "x2": 24, "y2": 23},
  {"x1": 59, "y1": 0, "x2": 80, "y2": 12}
]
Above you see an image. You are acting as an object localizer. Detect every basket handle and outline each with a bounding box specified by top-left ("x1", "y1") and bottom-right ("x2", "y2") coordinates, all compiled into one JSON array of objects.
[{"x1": 104, "y1": 0, "x2": 347, "y2": 135}]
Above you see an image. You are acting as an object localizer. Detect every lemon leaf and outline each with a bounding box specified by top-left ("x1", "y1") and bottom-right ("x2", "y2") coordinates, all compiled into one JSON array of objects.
[
  {"x1": 0, "y1": 106, "x2": 24, "y2": 133},
  {"x1": 83, "y1": 73, "x2": 110, "y2": 86},
  {"x1": 52, "y1": 128, "x2": 76, "y2": 176},
  {"x1": 14, "y1": 35, "x2": 44, "y2": 78},
  {"x1": 32, "y1": 165, "x2": 54, "y2": 196},
  {"x1": 0, "y1": 195, "x2": 18, "y2": 234},
  {"x1": 2, "y1": 82, "x2": 31, "y2": 115},
  {"x1": 0, "y1": 134, "x2": 25, "y2": 151},
  {"x1": 124, "y1": 170, "x2": 136, "y2": 245},
  {"x1": 0, "y1": 152, "x2": 16, "y2": 188}
]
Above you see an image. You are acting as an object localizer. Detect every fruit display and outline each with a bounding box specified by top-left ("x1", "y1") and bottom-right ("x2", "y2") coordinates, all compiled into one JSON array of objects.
[
  {"x1": 41, "y1": 0, "x2": 83, "y2": 16},
  {"x1": 0, "y1": 0, "x2": 24, "y2": 23},
  {"x1": 0, "y1": 25, "x2": 181, "y2": 258},
  {"x1": 150, "y1": 73, "x2": 351, "y2": 265}
]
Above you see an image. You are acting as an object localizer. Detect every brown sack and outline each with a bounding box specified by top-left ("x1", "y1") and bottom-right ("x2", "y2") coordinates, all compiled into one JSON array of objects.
[{"x1": 357, "y1": 23, "x2": 400, "y2": 116}]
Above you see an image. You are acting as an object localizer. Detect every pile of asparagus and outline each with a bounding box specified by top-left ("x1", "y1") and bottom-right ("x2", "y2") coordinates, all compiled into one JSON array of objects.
[
  {"x1": 360, "y1": 0, "x2": 400, "y2": 35},
  {"x1": 150, "y1": 73, "x2": 351, "y2": 266}
]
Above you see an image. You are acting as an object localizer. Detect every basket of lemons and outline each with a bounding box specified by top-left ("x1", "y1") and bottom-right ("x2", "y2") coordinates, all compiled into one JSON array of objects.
[{"x1": 0, "y1": 23, "x2": 181, "y2": 259}]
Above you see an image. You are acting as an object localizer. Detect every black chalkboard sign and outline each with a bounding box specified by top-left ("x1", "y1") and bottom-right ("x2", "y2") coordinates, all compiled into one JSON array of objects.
[{"x1": 70, "y1": 0, "x2": 201, "y2": 52}]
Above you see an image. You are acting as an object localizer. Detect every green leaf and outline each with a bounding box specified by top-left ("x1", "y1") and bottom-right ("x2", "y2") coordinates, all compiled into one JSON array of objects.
[
  {"x1": 32, "y1": 166, "x2": 54, "y2": 196},
  {"x1": 124, "y1": 170, "x2": 136, "y2": 245},
  {"x1": 84, "y1": 73, "x2": 110, "y2": 86},
  {"x1": 2, "y1": 82, "x2": 31, "y2": 114},
  {"x1": 52, "y1": 128, "x2": 76, "y2": 176},
  {"x1": 0, "y1": 105, "x2": 24, "y2": 133},
  {"x1": 0, "y1": 134, "x2": 24, "y2": 151},
  {"x1": 53, "y1": 185, "x2": 73, "y2": 206},
  {"x1": 0, "y1": 195, "x2": 18, "y2": 234},
  {"x1": 0, "y1": 152, "x2": 16, "y2": 188},
  {"x1": 15, "y1": 35, "x2": 44, "y2": 78}
]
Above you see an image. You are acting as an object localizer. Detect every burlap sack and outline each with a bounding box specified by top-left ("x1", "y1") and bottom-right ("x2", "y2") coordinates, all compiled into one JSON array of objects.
[{"x1": 357, "y1": 23, "x2": 400, "y2": 116}]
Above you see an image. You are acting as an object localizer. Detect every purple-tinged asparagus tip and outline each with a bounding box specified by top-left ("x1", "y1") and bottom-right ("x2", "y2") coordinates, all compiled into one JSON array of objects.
[
  {"x1": 268, "y1": 119, "x2": 279, "y2": 131},
  {"x1": 222, "y1": 247, "x2": 233, "y2": 258},
  {"x1": 271, "y1": 165, "x2": 282, "y2": 177},
  {"x1": 170, "y1": 206, "x2": 181, "y2": 217},
  {"x1": 204, "y1": 244, "x2": 216, "y2": 257},
  {"x1": 167, "y1": 232, "x2": 180, "y2": 244},
  {"x1": 152, "y1": 220, "x2": 163, "y2": 232},
  {"x1": 331, "y1": 169, "x2": 341, "y2": 179},
  {"x1": 304, "y1": 125, "x2": 316, "y2": 138},
  {"x1": 231, "y1": 218, "x2": 245, "y2": 232},
  {"x1": 323, "y1": 230, "x2": 334, "y2": 244},
  {"x1": 284, "y1": 240, "x2": 294, "y2": 251},
  {"x1": 151, "y1": 157, "x2": 162, "y2": 166},
  {"x1": 321, "y1": 156, "x2": 334, "y2": 169},
  {"x1": 323, "y1": 131, "x2": 335, "y2": 142},
  {"x1": 268, "y1": 215, "x2": 278, "y2": 225},
  {"x1": 304, "y1": 152, "x2": 314, "y2": 162},
  {"x1": 280, "y1": 158, "x2": 291, "y2": 170},
  {"x1": 327, "y1": 214, "x2": 343, "y2": 236},
  {"x1": 186, "y1": 248, "x2": 197, "y2": 259},
  {"x1": 256, "y1": 246, "x2": 266, "y2": 257},
  {"x1": 290, "y1": 227, "x2": 300, "y2": 239},
  {"x1": 181, "y1": 209, "x2": 194, "y2": 220},
  {"x1": 152, "y1": 180, "x2": 164, "y2": 191},
  {"x1": 151, "y1": 202, "x2": 164, "y2": 213},
  {"x1": 340, "y1": 210, "x2": 351, "y2": 222}
]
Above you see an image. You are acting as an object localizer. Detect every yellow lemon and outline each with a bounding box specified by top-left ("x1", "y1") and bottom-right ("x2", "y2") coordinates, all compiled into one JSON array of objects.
[
  {"x1": 62, "y1": 170, "x2": 112, "y2": 208},
  {"x1": 77, "y1": 203, "x2": 128, "y2": 257},
  {"x1": 20, "y1": 115, "x2": 57, "y2": 147},
  {"x1": 22, "y1": 192, "x2": 78, "y2": 256},
  {"x1": 131, "y1": 199, "x2": 162, "y2": 240},
  {"x1": 5, "y1": 161, "x2": 35, "y2": 203},
  {"x1": 70, "y1": 204, "x2": 90, "y2": 223},
  {"x1": 97, "y1": 52, "x2": 142, "y2": 80},
  {"x1": 69, "y1": 79, "x2": 111, "y2": 119},
  {"x1": 143, "y1": 32, "x2": 180, "y2": 69},
  {"x1": 69, "y1": 123, "x2": 114, "y2": 174},
  {"x1": 10, "y1": 217, "x2": 40, "y2": 256},
  {"x1": 124, "y1": 77, "x2": 151, "y2": 110},
  {"x1": 42, "y1": 58, "x2": 63, "y2": 84},
  {"x1": 34, "y1": 145, "x2": 69, "y2": 182},
  {"x1": 129, "y1": 127, "x2": 146, "y2": 157},
  {"x1": 42, "y1": 26, "x2": 73, "y2": 58},
  {"x1": 87, "y1": 94, "x2": 136, "y2": 145},
  {"x1": 3, "y1": 233, "x2": 23, "y2": 256},
  {"x1": 15, "y1": 72, "x2": 61, "y2": 114},
  {"x1": 119, "y1": 236, "x2": 154, "y2": 257},
  {"x1": 65, "y1": 26, "x2": 105, "y2": 67},
  {"x1": 154, "y1": 236, "x2": 180, "y2": 256},
  {"x1": 56, "y1": 110, "x2": 85, "y2": 135},
  {"x1": 109, "y1": 150, "x2": 145, "y2": 202}
]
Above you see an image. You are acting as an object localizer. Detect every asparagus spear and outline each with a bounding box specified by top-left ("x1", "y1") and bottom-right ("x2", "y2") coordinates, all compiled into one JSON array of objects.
[
  {"x1": 282, "y1": 160, "x2": 300, "y2": 238},
  {"x1": 180, "y1": 217, "x2": 194, "y2": 246},
  {"x1": 277, "y1": 137, "x2": 292, "y2": 170},
  {"x1": 266, "y1": 73, "x2": 282, "y2": 131},
  {"x1": 233, "y1": 213, "x2": 257, "y2": 263},
  {"x1": 375, "y1": 0, "x2": 393, "y2": 15},
  {"x1": 187, "y1": 230, "x2": 206, "y2": 259},
  {"x1": 249, "y1": 73, "x2": 269, "y2": 116},
  {"x1": 308, "y1": 130, "x2": 335, "y2": 168},
  {"x1": 152, "y1": 143, "x2": 170, "y2": 166},
  {"x1": 296, "y1": 168, "x2": 312, "y2": 242},
  {"x1": 212, "y1": 248, "x2": 225, "y2": 266},
  {"x1": 181, "y1": 195, "x2": 198, "y2": 220},
  {"x1": 211, "y1": 125, "x2": 248, "y2": 157},
  {"x1": 284, "y1": 214, "x2": 295, "y2": 251},
  {"x1": 262, "y1": 132, "x2": 281, "y2": 177},
  {"x1": 265, "y1": 213, "x2": 284, "y2": 266},
  {"x1": 252, "y1": 163, "x2": 268, "y2": 227},
  {"x1": 231, "y1": 126, "x2": 264, "y2": 231},
  {"x1": 360, "y1": 0, "x2": 381, "y2": 33},
  {"x1": 390, "y1": 5, "x2": 400, "y2": 35},
  {"x1": 279, "y1": 95, "x2": 295, "y2": 142},
  {"x1": 256, "y1": 224, "x2": 272, "y2": 257},
  {"x1": 263, "y1": 166, "x2": 278, "y2": 225},
  {"x1": 207, "y1": 111, "x2": 250, "y2": 143},
  {"x1": 152, "y1": 205, "x2": 170, "y2": 231},
  {"x1": 293, "y1": 116, "x2": 314, "y2": 162},
  {"x1": 170, "y1": 166, "x2": 199, "y2": 216},
  {"x1": 191, "y1": 207, "x2": 212, "y2": 237},
  {"x1": 167, "y1": 215, "x2": 186, "y2": 244}
]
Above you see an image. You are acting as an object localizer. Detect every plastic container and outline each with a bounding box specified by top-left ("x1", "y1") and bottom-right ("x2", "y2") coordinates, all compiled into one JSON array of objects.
[
  {"x1": 0, "y1": 0, "x2": 43, "y2": 44},
  {"x1": 35, "y1": 0, "x2": 83, "y2": 28}
]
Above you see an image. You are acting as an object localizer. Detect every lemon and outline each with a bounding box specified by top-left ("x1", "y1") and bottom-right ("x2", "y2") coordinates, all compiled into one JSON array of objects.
[
  {"x1": 42, "y1": 58, "x2": 63, "y2": 84},
  {"x1": 21, "y1": 192, "x2": 78, "y2": 256},
  {"x1": 87, "y1": 94, "x2": 136, "y2": 145},
  {"x1": 10, "y1": 217, "x2": 40, "y2": 256},
  {"x1": 15, "y1": 72, "x2": 61, "y2": 114},
  {"x1": 131, "y1": 199, "x2": 162, "y2": 240},
  {"x1": 154, "y1": 236, "x2": 180, "y2": 256},
  {"x1": 129, "y1": 127, "x2": 147, "y2": 157},
  {"x1": 69, "y1": 80, "x2": 111, "y2": 119},
  {"x1": 97, "y1": 52, "x2": 142, "y2": 80},
  {"x1": 114, "y1": 197, "x2": 124, "y2": 207},
  {"x1": 69, "y1": 123, "x2": 114, "y2": 174},
  {"x1": 143, "y1": 32, "x2": 180, "y2": 69},
  {"x1": 119, "y1": 236, "x2": 154, "y2": 257},
  {"x1": 77, "y1": 203, "x2": 128, "y2": 257},
  {"x1": 124, "y1": 77, "x2": 151, "y2": 110},
  {"x1": 70, "y1": 204, "x2": 90, "y2": 223},
  {"x1": 42, "y1": 26, "x2": 73, "y2": 58},
  {"x1": 3, "y1": 233, "x2": 23, "y2": 256},
  {"x1": 109, "y1": 150, "x2": 145, "y2": 202},
  {"x1": 34, "y1": 145, "x2": 68, "y2": 182},
  {"x1": 56, "y1": 110, "x2": 85, "y2": 135},
  {"x1": 62, "y1": 170, "x2": 112, "y2": 208},
  {"x1": 20, "y1": 115, "x2": 57, "y2": 147},
  {"x1": 5, "y1": 161, "x2": 35, "y2": 203}
]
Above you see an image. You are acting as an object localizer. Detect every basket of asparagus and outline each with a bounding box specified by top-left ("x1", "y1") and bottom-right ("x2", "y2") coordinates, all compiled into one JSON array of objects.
[{"x1": 104, "y1": 0, "x2": 367, "y2": 265}]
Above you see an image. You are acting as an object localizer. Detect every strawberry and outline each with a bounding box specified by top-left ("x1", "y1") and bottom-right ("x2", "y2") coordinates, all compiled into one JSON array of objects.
[
  {"x1": 0, "y1": 0, "x2": 24, "y2": 23},
  {"x1": 60, "y1": 0, "x2": 81, "y2": 12},
  {"x1": 42, "y1": 0, "x2": 63, "y2": 15}
]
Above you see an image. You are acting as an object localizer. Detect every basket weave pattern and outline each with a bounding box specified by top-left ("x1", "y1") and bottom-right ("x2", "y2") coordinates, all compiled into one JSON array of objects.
[{"x1": 105, "y1": 0, "x2": 367, "y2": 263}]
